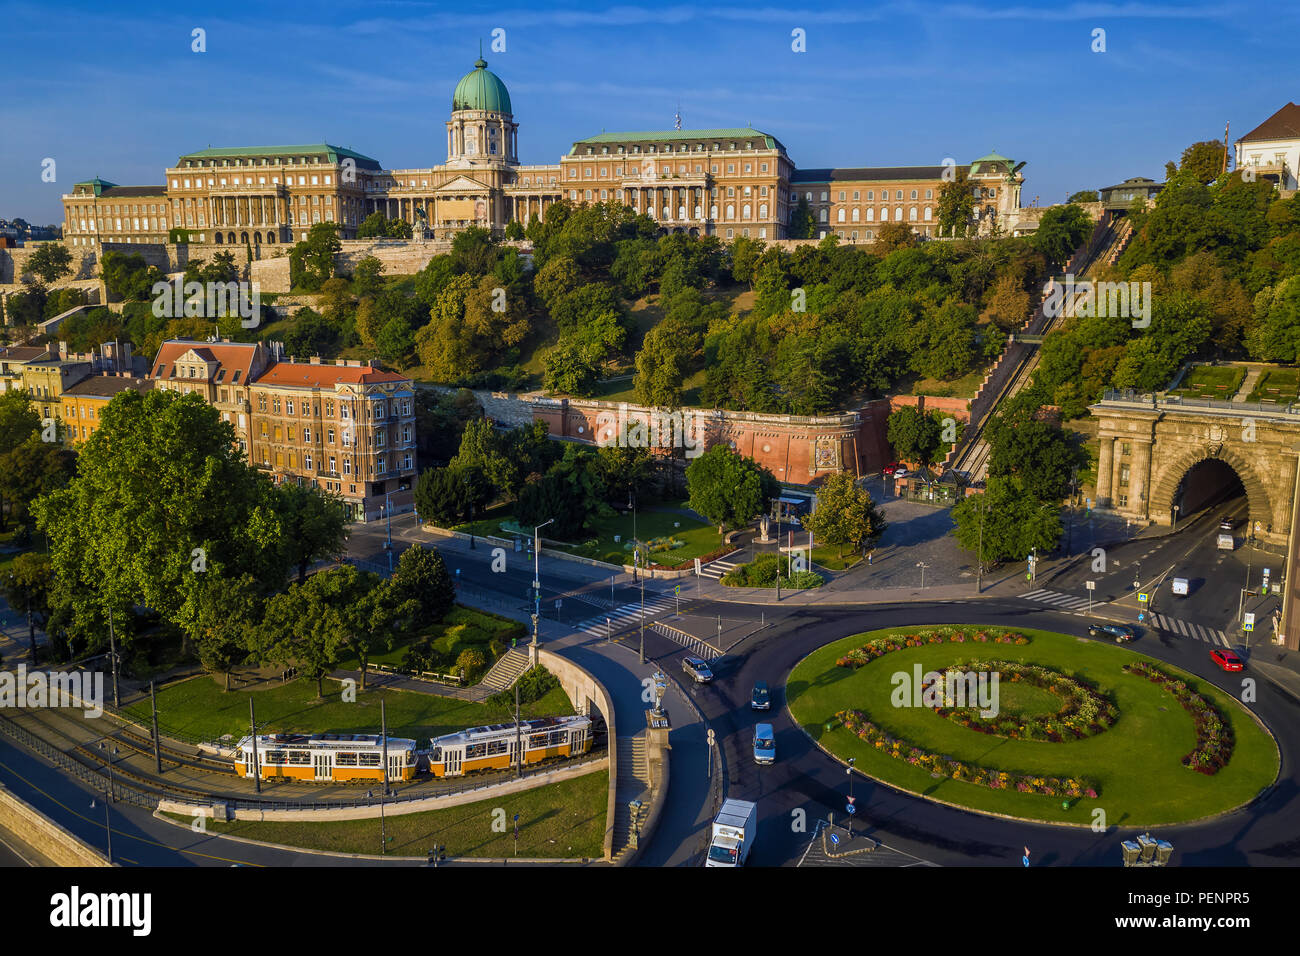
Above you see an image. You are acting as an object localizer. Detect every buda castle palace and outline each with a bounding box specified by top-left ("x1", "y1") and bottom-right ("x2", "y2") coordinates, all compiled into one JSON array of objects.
[{"x1": 61, "y1": 54, "x2": 1027, "y2": 250}]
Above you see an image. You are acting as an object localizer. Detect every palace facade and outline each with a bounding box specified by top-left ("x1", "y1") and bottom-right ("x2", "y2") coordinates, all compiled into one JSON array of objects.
[{"x1": 61, "y1": 55, "x2": 1027, "y2": 248}]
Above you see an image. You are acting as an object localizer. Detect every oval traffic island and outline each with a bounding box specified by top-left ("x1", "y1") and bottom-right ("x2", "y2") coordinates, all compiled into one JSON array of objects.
[{"x1": 786, "y1": 626, "x2": 1279, "y2": 827}]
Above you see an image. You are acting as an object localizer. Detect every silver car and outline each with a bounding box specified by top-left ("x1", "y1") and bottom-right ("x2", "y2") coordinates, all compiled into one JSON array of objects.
[{"x1": 682, "y1": 656, "x2": 714, "y2": 683}]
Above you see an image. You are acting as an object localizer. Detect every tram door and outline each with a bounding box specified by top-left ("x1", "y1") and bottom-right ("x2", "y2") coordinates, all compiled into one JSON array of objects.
[
  {"x1": 313, "y1": 752, "x2": 333, "y2": 781},
  {"x1": 570, "y1": 726, "x2": 585, "y2": 755},
  {"x1": 444, "y1": 747, "x2": 462, "y2": 776},
  {"x1": 387, "y1": 752, "x2": 404, "y2": 782}
]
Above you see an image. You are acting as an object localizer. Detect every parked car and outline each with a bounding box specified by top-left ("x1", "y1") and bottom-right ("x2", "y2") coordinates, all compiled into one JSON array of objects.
[
  {"x1": 1211, "y1": 648, "x2": 1245, "y2": 672},
  {"x1": 883, "y1": 462, "x2": 907, "y2": 478},
  {"x1": 1219, "y1": 518, "x2": 1234, "y2": 532},
  {"x1": 682, "y1": 656, "x2": 714, "y2": 683},
  {"x1": 751, "y1": 681, "x2": 771, "y2": 710},
  {"x1": 753, "y1": 723, "x2": 776, "y2": 765},
  {"x1": 1171, "y1": 577, "x2": 1189, "y2": 597},
  {"x1": 1088, "y1": 623, "x2": 1134, "y2": 643}
]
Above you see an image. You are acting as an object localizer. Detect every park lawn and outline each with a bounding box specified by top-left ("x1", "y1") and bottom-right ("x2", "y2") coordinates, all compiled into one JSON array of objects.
[
  {"x1": 163, "y1": 768, "x2": 608, "y2": 859},
  {"x1": 571, "y1": 502, "x2": 718, "y2": 566},
  {"x1": 335, "y1": 605, "x2": 525, "y2": 672},
  {"x1": 1170, "y1": 365, "x2": 1246, "y2": 399},
  {"x1": 1247, "y1": 367, "x2": 1300, "y2": 404},
  {"x1": 909, "y1": 366, "x2": 987, "y2": 400},
  {"x1": 787, "y1": 626, "x2": 1278, "y2": 826},
  {"x1": 455, "y1": 500, "x2": 719, "y2": 567},
  {"x1": 126, "y1": 675, "x2": 574, "y2": 743},
  {"x1": 811, "y1": 544, "x2": 862, "y2": 572}
]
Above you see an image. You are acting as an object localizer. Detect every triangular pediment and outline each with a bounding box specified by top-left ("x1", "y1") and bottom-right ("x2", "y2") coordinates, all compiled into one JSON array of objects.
[{"x1": 436, "y1": 175, "x2": 491, "y2": 193}]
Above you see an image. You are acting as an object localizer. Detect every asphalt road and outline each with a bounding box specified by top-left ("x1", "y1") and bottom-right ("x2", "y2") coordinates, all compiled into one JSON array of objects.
[
  {"x1": 699, "y1": 599, "x2": 1299, "y2": 867},
  {"x1": 1046, "y1": 494, "x2": 1282, "y2": 646}
]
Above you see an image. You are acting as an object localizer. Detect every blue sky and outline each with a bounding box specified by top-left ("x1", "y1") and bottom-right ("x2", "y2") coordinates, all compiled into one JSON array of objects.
[{"x1": 2, "y1": 0, "x2": 1297, "y2": 224}]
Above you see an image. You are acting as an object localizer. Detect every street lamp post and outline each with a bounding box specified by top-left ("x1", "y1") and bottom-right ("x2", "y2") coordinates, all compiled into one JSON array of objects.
[
  {"x1": 917, "y1": 562, "x2": 929, "y2": 589},
  {"x1": 846, "y1": 757, "x2": 856, "y2": 837},
  {"x1": 976, "y1": 498, "x2": 985, "y2": 595},
  {"x1": 532, "y1": 519, "x2": 554, "y2": 647},
  {"x1": 95, "y1": 741, "x2": 118, "y2": 864}
]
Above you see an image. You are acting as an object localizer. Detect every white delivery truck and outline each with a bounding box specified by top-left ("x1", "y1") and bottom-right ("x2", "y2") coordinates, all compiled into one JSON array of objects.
[
  {"x1": 1217, "y1": 534, "x2": 1235, "y2": 551},
  {"x1": 706, "y1": 798, "x2": 757, "y2": 867},
  {"x1": 1172, "y1": 577, "x2": 1189, "y2": 597}
]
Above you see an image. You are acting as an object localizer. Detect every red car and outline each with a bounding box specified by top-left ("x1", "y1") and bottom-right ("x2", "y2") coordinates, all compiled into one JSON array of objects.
[
  {"x1": 883, "y1": 462, "x2": 907, "y2": 478},
  {"x1": 1211, "y1": 648, "x2": 1244, "y2": 672}
]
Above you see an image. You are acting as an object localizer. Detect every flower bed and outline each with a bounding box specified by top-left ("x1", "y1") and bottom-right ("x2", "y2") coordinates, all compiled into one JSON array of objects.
[
  {"x1": 1123, "y1": 661, "x2": 1235, "y2": 775},
  {"x1": 650, "y1": 543, "x2": 734, "y2": 572},
  {"x1": 932, "y1": 660, "x2": 1118, "y2": 742},
  {"x1": 836, "y1": 709, "x2": 1099, "y2": 798},
  {"x1": 835, "y1": 627, "x2": 1029, "y2": 669}
]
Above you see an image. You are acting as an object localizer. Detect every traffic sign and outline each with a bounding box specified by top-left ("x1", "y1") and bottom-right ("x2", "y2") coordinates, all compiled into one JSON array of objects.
[
  {"x1": 1085, "y1": 580, "x2": 1096, "y2": 590},
  {"x1": 1137, "y1": 592, "x2": 1148, "y2": 603},
  {"x1": 1244, "y1": 612, "x2": 1255, "y2": 632},
  {"x1": 706, "y1": 729, "x2": 715, "y2": 747},
  {"x1": 846, "y1": 803, "x2": 856, "y2": 815},
  {"x1": 674, "y1": 585, "x2": 680, "y2": 595},
  {"x1": 830, "y1": 833, "x2": 840, "y2": 847}
]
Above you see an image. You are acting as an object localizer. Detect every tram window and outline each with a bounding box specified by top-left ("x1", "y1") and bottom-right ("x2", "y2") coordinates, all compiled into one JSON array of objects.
[
  {"x1": 266, "y1": 751, "x2": 287, "y2": 764},
  {"x1": 288, "y1": 751, "x2": 310, "y2": 764},
  {"x1": 528, "y1": 733, "x2": 549, "y2": 749},
  {"x1": 466, "y1": 743, "x2": 487, "y2": 759},
  {"x1": 487, "y1": 740, "x2": 508, "y2": 756},
  {"x1": 549, "y1": 731, "x2": 567, "y2": 746},
  {"x1": 429, "y1": 748, "x2": 442, "y2": 761},
  {"x1": 336, "y1": 752, "x2": 359, "y2": 767},
  {"x1": 358, "y1": 753, "x2": 381, "y2": 767}
]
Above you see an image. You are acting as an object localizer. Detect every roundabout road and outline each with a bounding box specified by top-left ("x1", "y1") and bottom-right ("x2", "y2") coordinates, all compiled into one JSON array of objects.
[{"x1": 693, "y1": 598, "x2": 1299, "y2": 867}]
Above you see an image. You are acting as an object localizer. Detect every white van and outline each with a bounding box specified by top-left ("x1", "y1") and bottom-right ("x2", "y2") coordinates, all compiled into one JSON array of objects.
[
  {"x1": 1172, "y1": 577, "x2": 1189, "y2": 597},
  {"x1": 1217, "y1": 534, "x2": 1235, "y2": 551}
]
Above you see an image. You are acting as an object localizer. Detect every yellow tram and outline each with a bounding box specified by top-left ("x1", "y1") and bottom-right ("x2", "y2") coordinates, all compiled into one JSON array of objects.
[
  {"x1": 428, "y1": 715, "x2": 592, "y2": 777},
  {"x1": 233, "y1": 733, "x2": 418, "y2": 783}
]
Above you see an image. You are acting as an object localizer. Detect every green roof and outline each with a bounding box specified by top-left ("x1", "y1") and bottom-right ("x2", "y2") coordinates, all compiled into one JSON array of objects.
[
  {"x1": 176, "y1": 144, "x2": 381, "y2": 170},
  {"x1": 452, "y1": 57, "x2": 512, "y2": 114},
  {"x1": 969, "y1": 151, "x2": 1016, "y2": 175},
  {"x1": 73, "y1": 178, "x2": 118, "y2": 196},
  {"x1": 569, "y1": 128, "x2": 784, "y2": 154}
]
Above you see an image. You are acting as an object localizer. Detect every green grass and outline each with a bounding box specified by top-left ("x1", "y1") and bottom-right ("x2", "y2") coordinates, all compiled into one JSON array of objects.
[
  {"x1": 455, "y1": 500, "x2": 721, "y2": 567},
  {"x1": 909, "y1": 367, "x2": 987, "y2": 400},
  {"x1": 787, "y1": 626, "x2": 1278, "y2": 826},
  {"x1": 126, "y1": 675, "x2": 574, "y2": 743},
  {"x1": 1246, "y1": 367, "x2": 1300, "y2": 404},
  {"x1": 1169, "y1": 365, "x2": 1246, "y2": 399},
  {"x1": 336, "y1": 606, "x2": 524, "y2": 672},
  {"x1": 163, "y1": 769, "x2": 608, "y2": 858},
  {"x1": 811, "y1": 544, "x2": 862, "y2": 572}
]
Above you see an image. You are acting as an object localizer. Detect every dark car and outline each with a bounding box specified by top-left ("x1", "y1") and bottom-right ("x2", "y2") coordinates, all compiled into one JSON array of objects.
[
  {"x1": 682, "y1": 656, "x2": 714, "y2": 683},
  {"x1": 751, "y1": 681, "x2": 771, "y2": 710},
  {"x1": 1211, "y1": 648, "x2": 1244, "y2": 672},
  {"x1": 1219, "y1": 518, "x2": 1234, "y2": 532},
  {"x1": 1088, "y1": 623, "x2": 1134, "y2": 643}
]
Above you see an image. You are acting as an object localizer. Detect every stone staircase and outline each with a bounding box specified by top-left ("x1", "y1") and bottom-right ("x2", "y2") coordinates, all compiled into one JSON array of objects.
[
  {"x1": 477, "y1": 649, "x2": 532, "y2": 693},
  {"x1": 611, "y1": 733, "x2": 651, "y2": 864},
  {"x1": 1233, "y1": 366, "x2": 1263, "y2": 403}
]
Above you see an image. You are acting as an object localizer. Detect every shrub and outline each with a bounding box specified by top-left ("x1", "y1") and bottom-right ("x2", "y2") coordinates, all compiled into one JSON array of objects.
[
  {"x1": 488, "y1": 665, "x2": 561, "y2": 708},
  {"x1": 454, "y1": 647, "x2": 488, "y2": 683}
]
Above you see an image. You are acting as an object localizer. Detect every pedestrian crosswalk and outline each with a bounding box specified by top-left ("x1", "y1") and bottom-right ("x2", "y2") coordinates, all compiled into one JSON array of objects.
[
  {"x1": 1020, "y1": 589, "x2": 1230, "y2": 646},
  {"x1": 574, "y1": 595, "x2": 676, "y2": 638},
  {"x1": 1147, "y1": 614, "x2": 1230, "y2": 647},
  {"x1": 1021, "y1": 589, "x2": 1097, "y2": 613},
  {"x1": 698, "y1": 555, "x2": 741, "y2": 580}
]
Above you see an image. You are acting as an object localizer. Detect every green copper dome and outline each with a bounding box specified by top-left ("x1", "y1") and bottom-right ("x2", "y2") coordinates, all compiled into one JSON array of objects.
[{"x1": 452, "y1": 57, "x2": 512, "y2": 114}]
